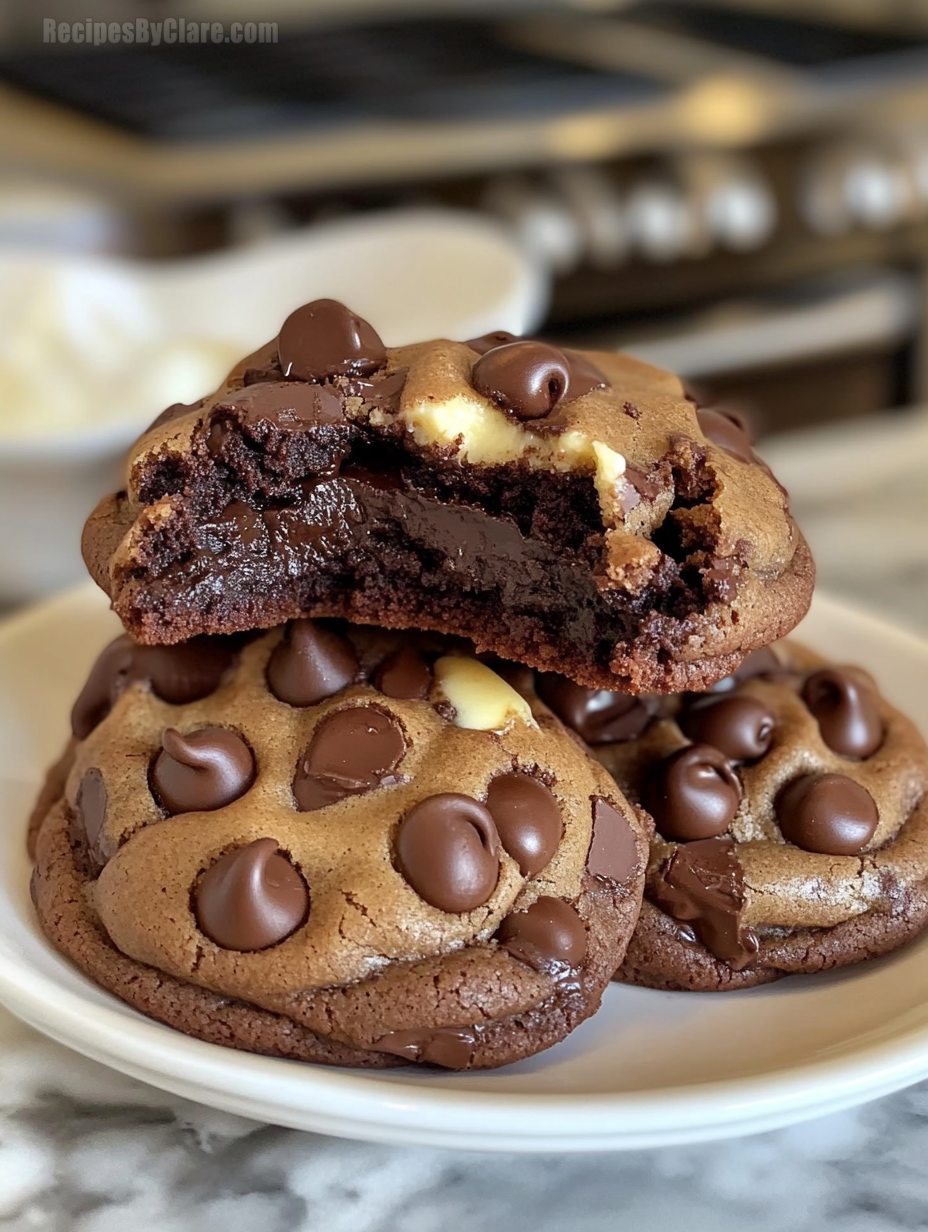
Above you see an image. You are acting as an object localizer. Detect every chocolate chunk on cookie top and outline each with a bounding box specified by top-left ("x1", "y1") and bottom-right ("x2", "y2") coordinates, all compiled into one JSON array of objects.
[
  {"x1": 577, "y1": 640, "x2": 928, "y2": 990},
  {"x1": 81, "y1": 300, "x2": 812, "y2": 693},
  {"x1": 30, "y1": 622, "x2": 648, "y2": 1071}
]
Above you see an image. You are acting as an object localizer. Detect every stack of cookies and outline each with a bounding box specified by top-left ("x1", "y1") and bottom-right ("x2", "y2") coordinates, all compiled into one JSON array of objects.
[{"x1": 28, "y1": 299, "x2": 928, "y2": 1070}]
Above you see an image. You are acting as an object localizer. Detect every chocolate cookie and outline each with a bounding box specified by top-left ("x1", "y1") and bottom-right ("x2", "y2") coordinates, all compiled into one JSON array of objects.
[
  {"x1": 521, "y1": 643, "x2": 928, "y2": 990},
  {"x1": 81, "y1": 299, "x2": 812, "y2": 692},
  {"x1": 30, "y1": 621, "x2": 647, "y2": 1069}
]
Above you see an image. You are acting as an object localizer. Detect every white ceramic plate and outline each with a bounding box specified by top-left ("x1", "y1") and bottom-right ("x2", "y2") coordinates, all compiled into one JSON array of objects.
[{"x1": 2, "y1": 585, "x2": 928, "y2": 1152}]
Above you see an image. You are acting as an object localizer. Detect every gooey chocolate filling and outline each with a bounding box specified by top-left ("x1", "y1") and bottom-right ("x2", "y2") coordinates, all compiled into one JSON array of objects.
[{"x1": 121, "y1": 395, "x2": 732, "y2": 674}]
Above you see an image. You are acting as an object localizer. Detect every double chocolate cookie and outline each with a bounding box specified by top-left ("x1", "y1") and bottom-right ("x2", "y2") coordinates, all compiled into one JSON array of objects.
[
  {"x1": 82, "y1": 299, "x2": 812, "y2": 692},
  {"x1": 30, "y1": 621, "x2": 647, "y2": 1068},
  {"x1": 524, "y1": 643, "x2": 928, "y2": 990}
]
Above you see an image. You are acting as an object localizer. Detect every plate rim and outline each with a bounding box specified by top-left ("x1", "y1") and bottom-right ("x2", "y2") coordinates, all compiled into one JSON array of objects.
[{"x1": 3, "y1": 583, "x2": 928, "y2": 1150}]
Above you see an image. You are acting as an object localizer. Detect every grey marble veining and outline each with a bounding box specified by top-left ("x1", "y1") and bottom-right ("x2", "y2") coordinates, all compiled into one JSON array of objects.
[
  {"x1": 4, "y1": 411, "x2": 928, "y2": 1230},
  {"x1": 2, "y1": 1003, "x2": 928, "y2": 1232}
]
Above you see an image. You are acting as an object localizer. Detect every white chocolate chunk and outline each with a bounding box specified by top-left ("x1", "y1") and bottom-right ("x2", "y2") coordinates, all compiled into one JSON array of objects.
[
  {"x1": 432, "y1": 656, "x2": 535, "y2": 732},
  {"x1": 591, "y1": 440, "x2": 626, "y2": 522},
  {"x1": 401, "y1": 391, "x2": 618, "y2": 492}
]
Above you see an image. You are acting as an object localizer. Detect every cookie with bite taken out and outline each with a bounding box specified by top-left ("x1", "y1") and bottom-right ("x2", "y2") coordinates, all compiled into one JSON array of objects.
[{"x1": 81, "y1": 299, "x2": 813, "y2": 693}]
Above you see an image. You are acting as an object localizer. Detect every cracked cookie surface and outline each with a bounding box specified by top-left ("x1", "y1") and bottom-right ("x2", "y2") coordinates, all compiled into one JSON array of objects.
[
  {"x1": 30, "y1": 621, "x2": 647, "y2": 1068},
  {"x1": 81, "y1": 300, "x2": 812, "y2": 692}
]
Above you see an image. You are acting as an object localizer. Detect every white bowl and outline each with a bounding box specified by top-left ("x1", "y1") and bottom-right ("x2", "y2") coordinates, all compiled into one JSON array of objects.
[{"x1": 0, "y1": 208, "x2": 547, "y2": 604}]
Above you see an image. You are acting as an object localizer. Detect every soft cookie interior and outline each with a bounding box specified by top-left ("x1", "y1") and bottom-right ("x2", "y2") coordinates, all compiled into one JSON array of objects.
[{"x1": 82, "y1": 301, "x2": 813, "y2": 693}]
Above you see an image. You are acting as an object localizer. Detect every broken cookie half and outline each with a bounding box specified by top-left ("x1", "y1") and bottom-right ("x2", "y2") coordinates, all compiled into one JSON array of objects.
[{"x1": 83, "y1": 298, "x2": 813, "y2": 693}]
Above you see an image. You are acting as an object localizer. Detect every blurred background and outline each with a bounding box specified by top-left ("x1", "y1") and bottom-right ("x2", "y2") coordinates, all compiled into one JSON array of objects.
[{"x1": 0, "y1": 0, "x2": 927, "y2": 626}]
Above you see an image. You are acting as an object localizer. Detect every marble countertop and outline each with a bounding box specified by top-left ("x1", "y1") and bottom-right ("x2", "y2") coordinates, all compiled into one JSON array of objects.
[{"x1": 3, "y1": 410, "x2": 928, "y2": 1232}]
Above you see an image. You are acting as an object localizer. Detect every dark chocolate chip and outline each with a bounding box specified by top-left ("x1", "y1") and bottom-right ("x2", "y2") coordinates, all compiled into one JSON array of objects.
[
  {"x1": 485, "y1": 773, "x2": 563, "y2": 877},
  {"x1": 266, "y1": 619, "x2": 358, "y2": 708},
  {"x1": 697, "y1": 407, "x2": 755, "y2": 464},
  {"x1": 496, "y1": 897, "x2": 587, "y2": 971},
  {"x1": 151, "y1": 727, "x2": 255, "y2": 815},
  {"x1": 294, "y1": 706, "x2": 405, "y2": 811},
  {"x1": 645, "y1": 744, "x2": 742, "y2": 841},
  {"x1": 680, "y1": 695, "x2": 775, "y2": 762},
  {"x1": 396, "y1": 793, "x2": 500, "y2": 913},
  {"x1": 278, "y1": 298, "x2": 386, "y2": 382},
  {"x1": 650, "y1": 837, "x2": 759, "y2": 970},
  {"x1": 76, "y1": 768, "x2": 108, "y2": 867},
  {"x1": 683, "y1": 386, "x2": 701, "y2": 407},
  {"x1": 71, "y1": 635, "x2": 237, "y2": 740},
  {"x1": 195, "y1": 838, "x2": 308, "y2": 952},
  {"x1": 624, "y1": 462, "x2": 663, "y2": 501},
  {"x1": 802, "y1": 668, "x2": 883, "y2": 759},
  {"x1": 776, "y1": 773, "x2": 879, "y2": 855},
  {"x1": 135, "y1": 639, "x2": 239, "y2": 705},
  {"x1": 472, "y1": 341, "x2": 570, "y2": 420},
  {"x1": 535, "y1": 673, "x2": 656, "y2": 744},
  {"x1": 586, "y1": 797, "x2": 641, "y2": 883},
  {"x1": 374, "y1": 645, "x2": 432, "y2": 700},
  {"x1": 215, "y1": 382, "x2": 344, "y2": 432},
  {"x1": 71, "y1": 636, "x2": 134, "y2": 739},
  {"x1": 563, "y1": 348, "x2": 610, "y2": 395},
  {"x1": 708, "y1": 646, "x2": 786, "y2": 695},
  {"x1": 471, "y1": 340, "x2": 606, "y2": 421},
  {"x1": 374, "y1": 1026, "x2": 478, "y2": 1069},
  {"x1": 343, "y1": 368, "x2": 408, "y2": 413},
  {"x1": 464, "y1": 329, "x2": 521, "y2": 355}
]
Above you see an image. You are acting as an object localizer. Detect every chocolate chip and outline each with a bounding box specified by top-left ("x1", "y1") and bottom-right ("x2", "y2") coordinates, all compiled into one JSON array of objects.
[
  {"x1": 776, "y1": 773, "x2": 879, "y2": 855},
  {"x1": 472, "y1": 341, "x2": 570, "y2": 420},
  {"x1": 802, "y1": 668, "x2": 883, "y2": 759},
  {"x1": 151, "y1": 727, "x2": 255, "y2": 815},
  {"x1": 136, "y1": 639, "x2": 239, "y2": 705},
  {"x1": 266, "y1": 619, "x2": 359, "y2": 707},
  {"x1": 496, "y1": 897, "x2": 586, "y2": 971},
  {"x1": 396, "y1": 793, "x2": 500, "y2": 913},
  {"x1": 277, "y1": 299, "x2": 386, "y2": 382},
  {"x1": 343, "y1": 368, "x2": 408, "y2": 413},
  {"x1": 586, "y1": 797, "x2": 641, "y2": 883},
  {"x1": 215, "y1": 382, "x2": 344, "y2": 432},
  {"x1": 71, "y1": 635, "x2": 237, "y2": 740},
  {"x1": 464, "y1": 329, "x2": 521, "y2": 355},
  {"x1": 563, "y1": 348, "x2": 610, "y2": 395},
  {"x1": 709, "y1": 646, "x2": 786, "y2": 694},
  {"x1": 471, "y1": 340, "x2": 606, "y2": 421},
  {"x1": 71, "y1": 636, "x2": 134, "y2": 739},
  {"x1": 294, "y1": 706, "x2": 405, "y2": 811},
  {"x1": 650, "y1": 837, "x2": 759, "y2": 970},
  {"x1": 374, "y1": 645, "x2": 432, "y2": 700},
  {"x1": 680, "y1": 695, "x2": 775, "y2": 762},
  {"x1": 645, "y1": 744, "x2": 742, "y2": 841},
  {"x1": 194, "y1": 838, "x2": 308, "y2": 952},
  {"x1": 535, "y1": 673, "x2": 656, "y2": 744},
  {"x1": 623, "y1": 462, "x2": 663, "y2": 501},
  {"x1": 485, "y1": 773, "x2": 562, "y2": 877},
  {"x1": 75, "y1": 768, "x2": 108, "y2": 867},
  {"x1": 374, "y1": 1026, "x2": 478, "y2": 1069},
  {"x1": 697, "y1": 407, "x2": 755, "y2": 464}
]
